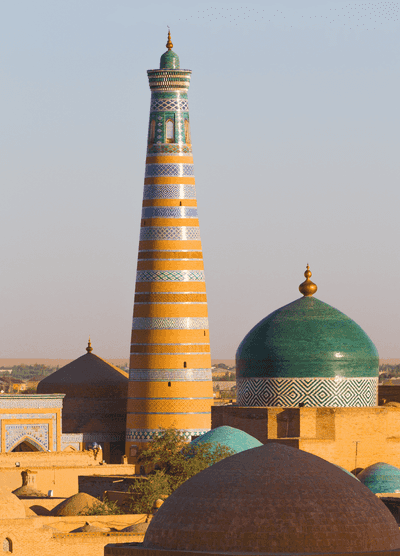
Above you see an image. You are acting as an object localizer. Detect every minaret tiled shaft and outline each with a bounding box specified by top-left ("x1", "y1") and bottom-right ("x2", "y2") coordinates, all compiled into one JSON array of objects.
[{"x1": 126, "y1": 40, "x2": 213, "y2": 454}]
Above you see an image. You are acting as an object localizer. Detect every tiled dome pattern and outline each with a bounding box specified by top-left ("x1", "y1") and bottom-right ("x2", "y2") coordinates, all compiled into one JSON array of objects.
[{"x1": 358, "y1": 462, "x2": 400, "y2": 494}]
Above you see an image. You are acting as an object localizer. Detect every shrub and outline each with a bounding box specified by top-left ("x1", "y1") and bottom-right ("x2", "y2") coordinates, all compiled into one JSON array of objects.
[
  {"x1": 79, "y1": 500, "x2": 122, "y2": 516},
  {"x1": 128, "y1": 428, "x2": 235, "y2": 512},
  {"x1": 128, "y1": 471, "x2": 172, "y2": 514}
]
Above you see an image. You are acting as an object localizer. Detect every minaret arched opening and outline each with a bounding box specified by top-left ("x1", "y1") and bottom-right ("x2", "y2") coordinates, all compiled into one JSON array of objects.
[{"x1": 166, "y1": 119, "x2": 174, "y2": 143}]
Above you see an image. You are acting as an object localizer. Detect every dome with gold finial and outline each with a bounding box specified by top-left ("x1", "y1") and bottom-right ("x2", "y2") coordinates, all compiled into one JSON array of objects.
[
  {"x1": 37, "y1": 339, "x2": 129, "y2": 441},
  {"x1": 37, "y1": 338, "x2": 128, "y2": 398},
  {"x1": 160, "y1": 30, "x2": 180, "y2": 69},
  {"x1": 236, "y1": 265, "x2": 379, "y2": 408}
]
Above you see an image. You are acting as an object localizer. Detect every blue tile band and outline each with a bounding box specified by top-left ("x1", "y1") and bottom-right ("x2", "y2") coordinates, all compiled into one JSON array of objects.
[{"x1": 237, "y1": 377, "x2": 378, "y2": 407}]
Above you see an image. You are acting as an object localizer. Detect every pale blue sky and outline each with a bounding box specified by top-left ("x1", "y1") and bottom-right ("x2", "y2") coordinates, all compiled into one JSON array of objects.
[{"x1": 1, "y1": 0, "x2": 399, "y2": 359}]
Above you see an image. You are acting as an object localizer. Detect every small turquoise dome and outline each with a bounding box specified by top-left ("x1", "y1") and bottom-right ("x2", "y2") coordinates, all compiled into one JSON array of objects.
[
  {"x1": 237, "y1": 297, "x2": 378, "y2": 379},
  {"x1": 160, "y1": 50, "x2": 180, "y2": 69},
  {"x1": 358, "y1": 462, "x2": 400, "y2": 494},
  {"x1": 334, "y1": 464, "x2": 360, "y2": 481},
  {"x1": 190, "y1": 426, "x2": 262, "y2": 454}
]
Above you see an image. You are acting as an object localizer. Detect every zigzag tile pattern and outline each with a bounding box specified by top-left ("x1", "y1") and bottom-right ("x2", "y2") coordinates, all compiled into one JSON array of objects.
[
  {"x1": 143, "y1": 184, "x2": 197, "y2": 199},
  {"x1": 136, "y1": 270, "x2": 205, "y2": 282},
  {"x1": 139, "y1": 226, "x2": 201, "y2": 241},
  {"x1": 145, "y1": 163, "x2": 194, "y2": 178},
  {"x1": 126, "y1": 429, "x2": 208, "y2": 441},
  {"x1": 142, "y1": 207, "x2": 198, "y2": 219},
  {"x1": 237, "y1": 377, "x2": 378, "y2": 407},
  {"x1": 150, "y1": 98, "x2": 189, "y2": 111},
  {"x1": 131, "y1": 317, "x2": 209, "y2": 330}
]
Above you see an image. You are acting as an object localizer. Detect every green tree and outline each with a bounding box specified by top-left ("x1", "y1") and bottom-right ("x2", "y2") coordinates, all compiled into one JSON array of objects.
[
  {"x1": 135, "y1": 428, "x2": 234, "y2": 501},
  {"x1": 79, "y1": 500, "x2": 122, "y2": 516},
  {"x1": 128, "y1": 472, "x2": 172, "y2": 514}
]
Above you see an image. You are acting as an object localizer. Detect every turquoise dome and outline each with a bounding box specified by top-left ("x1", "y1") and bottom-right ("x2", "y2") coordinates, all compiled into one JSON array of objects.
[
  {"x1": 334, "y1": 464, "x2": 360, "y2": 481},
  {"x1": 236, "y1": 297, "x2": 378, "y2": 379},
  {"x1": 190, "y1": 426, "x2": 262, "y2": 454},
  {"x1": 358, "y1": 463, "x2": 400, "y2": 494},
  {"x1": 160, "y1": 50, "x2": 180, "y2": 69}
]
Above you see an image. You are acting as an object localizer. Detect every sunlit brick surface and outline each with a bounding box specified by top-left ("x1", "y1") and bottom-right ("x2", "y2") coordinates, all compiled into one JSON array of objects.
[{"x1": 126, "y1": 44, "x2": 213, "y2": 452}]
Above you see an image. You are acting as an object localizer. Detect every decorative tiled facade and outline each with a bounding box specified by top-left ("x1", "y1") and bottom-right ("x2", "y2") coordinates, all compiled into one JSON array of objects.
[
  {"x1": 0, "y1": 395, "x2": 63, "y2": 452},
  {"x1": 237, "y1": 377, "x2": 378, "y2": 408},
  {"x1": 6, "y1": 424, "x2": 49, "y2": 452},
  {"x1": 126, "y1": 38, "x2": 213, "y2": 455},
  {"x1": 0, "y1": 395, "x2": 64, "y2": 409}
]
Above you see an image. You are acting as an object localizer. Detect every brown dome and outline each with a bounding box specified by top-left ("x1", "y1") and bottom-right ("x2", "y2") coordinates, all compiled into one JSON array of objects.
[
  {"x1": 37, "y1": 351, "x2": 128, "y2": 398},
  {"x1": 144, "y1": 443, "x2": 400, "y2": 554},
  {"x1": 51, "y1": 492, "x2": 99, "y2": 516},
  {"x1": 0, "y1": 487, "x2": 25, "y2": 519}
]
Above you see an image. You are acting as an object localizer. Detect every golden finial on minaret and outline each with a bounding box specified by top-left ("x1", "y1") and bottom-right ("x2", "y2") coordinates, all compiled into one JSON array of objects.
[
  {"x1": 166, "y1": 29, "x2": 173, "y2": 51},
  {"x1": 299, "y1": 264, "x2": 318, "y2": 297},
  {"x1": 86, "y1": 337, "x2": 93, "y2": 353}
]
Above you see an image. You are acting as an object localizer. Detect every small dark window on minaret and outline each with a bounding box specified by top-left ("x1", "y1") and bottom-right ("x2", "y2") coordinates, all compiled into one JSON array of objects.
[
  {"x1": 183, "y1": 362, "x2": 187, "y2": 368},
  {"x1": 204, "y1": 330, "x2": 206, "y2": 336},
  {"x1": 143, "y1": 220, "x2": 146, "y2": 226},
  {"x1": 168, "y1": 382, "x2": 171, "y2": 387},
  {"x1": 180, "y1": 201, "x2": 182, "y2": 206}
]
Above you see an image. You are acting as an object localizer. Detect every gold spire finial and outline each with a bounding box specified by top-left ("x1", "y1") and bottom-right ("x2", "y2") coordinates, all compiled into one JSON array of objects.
[
  {"x1": 166, "y1": 29, "x2": 173, "y2": 51},
  {"x1": 299, "y1": 264, "x2": 318, "y2": 297},
  {"x1": 86, "y1": 337, "x2": 93, "y2": 353}
]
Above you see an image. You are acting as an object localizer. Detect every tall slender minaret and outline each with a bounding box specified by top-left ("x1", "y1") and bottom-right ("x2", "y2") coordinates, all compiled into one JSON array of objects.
[{"x1": 126, "y1": 33, "x2": 213, "y2": 459}]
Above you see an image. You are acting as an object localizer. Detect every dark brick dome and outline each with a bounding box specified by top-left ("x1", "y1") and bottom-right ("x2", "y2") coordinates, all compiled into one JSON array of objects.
[{"x1": 144, "y1": 443, "x2": 400, "y2": 554}]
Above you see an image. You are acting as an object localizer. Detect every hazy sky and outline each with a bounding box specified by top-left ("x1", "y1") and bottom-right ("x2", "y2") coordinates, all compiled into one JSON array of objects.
[{"x1": 1, "y1": 0, "x2": 399, "y2": 360}]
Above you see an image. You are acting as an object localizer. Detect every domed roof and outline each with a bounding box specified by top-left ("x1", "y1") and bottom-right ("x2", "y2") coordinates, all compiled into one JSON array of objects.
[
  {"x1": 144, "y1": 443, "x2": 400, "y2": 554},
  {"x1": 51, "y1": 492, "x2": 100, "y2": 516},
  {"x1": 0, "y1": 487, "x2": 25, "y2": 518},
  {"x1": 190, "y1": 426, "x2": 262, "y2": 454},
  {"x1": 37, "y1": 339, "x2": 128, "y2": 397},
  {"x1": 237, "y1": 296, "x2": 378, "y2": 380},
  {"x1": 160, "y1": 50, "x2": 180, "y2": 69},
  {"x1": 160, "y1": 32, "x2": 180, "y2": 69},
  {"x1": 358, "y1": 462, "x2": 400, "y2": 494}
]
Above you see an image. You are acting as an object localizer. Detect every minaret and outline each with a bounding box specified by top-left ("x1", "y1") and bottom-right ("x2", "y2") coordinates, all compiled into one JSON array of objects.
[{"x1": 126, "y1": 33, "x2": 213, "y2": 459}]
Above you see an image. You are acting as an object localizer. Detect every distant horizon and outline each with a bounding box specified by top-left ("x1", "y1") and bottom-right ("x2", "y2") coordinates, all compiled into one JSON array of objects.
[{"x1": 1, "y1": 358, "x2": 399, "y2": 368}]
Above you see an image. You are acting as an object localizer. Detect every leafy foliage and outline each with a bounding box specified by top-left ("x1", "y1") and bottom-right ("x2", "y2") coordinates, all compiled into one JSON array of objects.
[
  {"x1": 129, "y1": 428, "x2": 235, "y2": 513},
  {"x1": 128, "y1": 472, "x2": 172, "y2": 514},
  {"x1": 79, "y1": 500, "x2": 122, "y2": 516}
]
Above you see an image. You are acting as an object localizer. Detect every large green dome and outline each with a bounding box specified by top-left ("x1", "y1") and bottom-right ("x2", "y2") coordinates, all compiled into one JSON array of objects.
[
  {"x1": 237, "y1": 296, "x2": 378, "y2": 380},
  {"x1": 236, "y1": 269, "x2": 379, "y2": 408}
]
